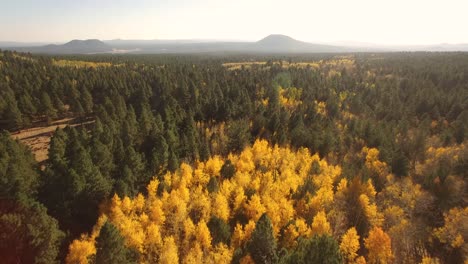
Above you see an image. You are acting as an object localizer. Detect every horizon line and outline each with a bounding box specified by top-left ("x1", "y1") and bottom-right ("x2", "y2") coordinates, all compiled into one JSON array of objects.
[{"x1": 1, "y1": 35, "x2": 468, "y2": 47}]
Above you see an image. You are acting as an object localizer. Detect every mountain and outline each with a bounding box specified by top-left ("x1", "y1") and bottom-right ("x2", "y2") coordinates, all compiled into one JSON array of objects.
[
  {"x1": 11, "y1": 39, "x2": 113, "y2": 54},
  {"x1": 4, "y1": 35, "x2": 468, "y2": 54},
  {"x1": 40, "y1": 39, "x2": 112, "y2": 54},
  {"x1": 110, "y1": 35, "x2": 346, "y2": 53},
  {"x1": 249, "y1": 34, "x2": 344, "y2": 53},
  {"x1": 4, "y1": 35, "x2": 347, "y2": 54}
]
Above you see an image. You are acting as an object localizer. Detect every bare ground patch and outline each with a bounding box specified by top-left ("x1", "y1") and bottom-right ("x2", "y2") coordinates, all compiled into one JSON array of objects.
[{"x1": 11, "y1": 117, "x2": 94, "y2": 163}]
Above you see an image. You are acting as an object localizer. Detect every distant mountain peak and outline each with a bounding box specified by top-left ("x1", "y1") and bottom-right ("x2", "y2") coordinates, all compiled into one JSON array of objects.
[
  {"x1": 18, "y1": 39, "x2": 113, "y2": 54},
  {"x1": 251, "y1": 34, "x2": 342, "y2": 53},
  {"x1": 257, "y1": 34, "x2": 299, "y2": 44},
  {"x1": 50, "y1": 39, "x2": 112, "y2": 53},
  {"x1": 64, "y1": 39, "x2": 108, "y2": 46}
]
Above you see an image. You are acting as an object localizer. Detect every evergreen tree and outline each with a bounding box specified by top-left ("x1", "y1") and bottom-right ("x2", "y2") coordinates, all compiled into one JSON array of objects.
[
  {"x1": 247, "y1": 213, "x2": 278, "y2": 264},
  {"x1": 95, "y1": 221, "x2": 138, "y2": 264},
  {"x1": 207, "y1": 216, "x2": 231, "y2": 246},
  {"x1": 280, "y1": 235, "x2": 342, "y2": 264},
  {"x1": 0, "y1": 132, "x2": 39, "y2": 202},
  {"x1": 0, "y1": 201, "x2": 64, "y2": 264},
  {"x1": 220, "y1": 159, "x2": 236, "y2": 179}
]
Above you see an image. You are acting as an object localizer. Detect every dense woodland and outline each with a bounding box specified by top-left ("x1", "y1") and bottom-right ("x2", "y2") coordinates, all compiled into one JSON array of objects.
[{"x1": 0, "y1": 50, "x2": 467, "y2": 264}]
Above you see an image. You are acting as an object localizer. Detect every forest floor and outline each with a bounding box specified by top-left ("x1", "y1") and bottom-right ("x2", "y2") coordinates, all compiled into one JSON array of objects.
[{"x1": 11, "y1": 117, "x2": 94, "y2": 163}]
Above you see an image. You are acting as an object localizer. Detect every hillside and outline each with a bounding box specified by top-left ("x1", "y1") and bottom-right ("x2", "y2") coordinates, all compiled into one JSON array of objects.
[
  {"x1": 4, "y1": 36, "x2": 468, "y2": 54},
  {"x1": 7, "y1": 35, "x2": 346, "y2": 54},
  {"x1": 250, "y1": 34, "x2": 344, "y2": 53},
  {"x1": 13, "y1": 39, "x2": 113, "y2": 54}
]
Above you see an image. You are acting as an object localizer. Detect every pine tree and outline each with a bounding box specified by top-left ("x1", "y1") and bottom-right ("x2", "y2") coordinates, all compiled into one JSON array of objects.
[
  {"x1": 247, "y1": 213, "x2": 278, "y2": 264},
  {"x1": 208, "y1": 216, "x2": 231, "y2": 246},
  {"x1": 95, "y1": 221, "x2": 138, "y2": 264},
  {"x1": 0, "y1": 202, "x2": 64, "y2": 264},
  {"x1": 280, "y1": 235, "x2": 342, "y2": 264}
]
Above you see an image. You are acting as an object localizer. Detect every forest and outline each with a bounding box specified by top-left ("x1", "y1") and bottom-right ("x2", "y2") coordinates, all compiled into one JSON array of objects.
[{"x1": 0, "y1": 50, "x2": 467, "y2": 264}]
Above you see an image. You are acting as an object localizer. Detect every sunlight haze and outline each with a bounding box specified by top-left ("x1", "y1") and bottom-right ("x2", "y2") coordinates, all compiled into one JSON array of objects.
[{"x1": 1, "y1": 0, "x2": 467, "y2": 45}]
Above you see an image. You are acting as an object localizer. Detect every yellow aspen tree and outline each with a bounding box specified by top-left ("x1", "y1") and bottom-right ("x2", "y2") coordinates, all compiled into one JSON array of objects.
[
  {"x1": 183, "y1": 242, "x2": 203, "y2": 264},
  {"x1": 163, "y1": 172, "x2": 172, "y2": 188},
  {"x1": 364, "y1": 227, "x2": 393, "y2": 264},
  {"x1": 236, "y1": 147, "x2": 255, "y2": 173},
  {"x1": 193, "y1": 166, "x2": 210, "y2": 187},
  {"x1": 160, "y1": 236, "x2": 179, "y2": 264},
  {"x1": 207, "y1": 244, "x2": 232, "y2": 264},
  {"x1": 239, "y1": 255, "x2": 255, "y2": 264},
  {"x1": 149, "y1": 198, "x2": 166, "y2": 226},
  {"x1": 433, "y1": 207, "x2": 468, "y2": 249},
  {"x1": 121, "y1": 196, "x2": 133, "y2": 214},
  {"x1": 251, "y1": 139, "x2": 271, "y2": 166},
  {"x1": 163, "y1": 190, "x2": 188, "y2": 235},
  {"x1": 340, "y1": 227, "x2": 361, "y2": 263},
  {"x1": 355, "y1": 256, "x2": 367, "y2": 264},
  {"x1": 363, "y1": 147, "x2": 388, "y2": 177},
  {"x1": 266, "y1": 197, "x2": 295, "y2": 236},
  {"x1": 311, "y1": 211, "x2": 331, "y2": 235},
  {"x1": 189, "y1": 186, "x2": 211, "y2": 223},
  {"x1": 212, "y1": 192, "x2": 230, "y2": 221},
  {"x1": 234, "y1": 171, "x2": 251, "y2": 189},
  {"x1": 359, "y1": 194, "x2": 383, "y2": 227},
  {"x1": 283, "y1": 224, "x2": 300, "y2": 248},
  {"x1": 177, "y1": 181, "x2": 191, "y2": 203},
  {"x1": 147, "y1": 178, "x2": 159, "y2": 201},
  {"x1": 146, "y1": 223, "x2": 162, "y2": 247},
  {"x1": 109, "y1": 194, "x2": 124, "y2": 222},
  {"x1": 295, "y1": 218, "x2": 311, "y2": 237},
  {"x1": 66, "y1": 236, "x2": 96, "y2": 264},
  {"x1": 243, "y1": 220, "x2": 257, "y2": 243},
  {"x1": 231, "y1": 223, "x2": 245, "y2": 248},
  {"x1": 139, "y1": 212, "x2": 149, "y2": 226},
  {"x1": 180, "y1": 162, "x2": 194, "y2": 185},
  {"x1": 120, "y1": 218, "x2": 145, "y2": 253},
  {"x1": 420, "y1": 256, "x2": 440, "y2": 264},
  {"x1": 196, "y1": 219, "x2": 213, "y2": 251},
  {"x1": 204, "y1": 155, "x2": 223, "y2": 177},
  {"x1": 244, "y1": 194, "x2": 266, "y2": 221},
  {"x1": 180, "y1": 218, "x2": 196, "y2": 254}
]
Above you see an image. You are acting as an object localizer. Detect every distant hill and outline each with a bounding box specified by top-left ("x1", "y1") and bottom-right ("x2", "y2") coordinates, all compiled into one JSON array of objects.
[
  {"x1": 249, "y1": 34, "x2": 344, "y2": 53},
  {"x1": 4, "y1": 35, "x2": 468, "y2": 54},
  {"x1": 12, "y1": 39, "x2": 113, "y2": 54},
  {"x1": 104, "y1": 35, "x2": 347, "y2": 54},
  {"x1": 4, "y1": 35, "x2": 347, "y2": 54}
]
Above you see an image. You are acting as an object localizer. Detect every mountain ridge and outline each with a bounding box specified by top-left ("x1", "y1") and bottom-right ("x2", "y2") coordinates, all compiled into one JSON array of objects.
[
  {"x1": 4, "y1": 35, "x2": 468, "y2": 54},
  {"x1": 10, "y1": 39, "x2": 113, "y2": 54}
]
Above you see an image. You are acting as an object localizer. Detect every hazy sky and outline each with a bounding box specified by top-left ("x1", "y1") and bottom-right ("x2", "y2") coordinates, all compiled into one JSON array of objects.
[{"x1": 1, "y1": 0, "x2": 467, "y2": 45}]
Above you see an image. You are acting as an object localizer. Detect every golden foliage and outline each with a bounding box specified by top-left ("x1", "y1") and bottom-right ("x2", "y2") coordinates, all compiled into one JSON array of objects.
[
  {"x1": 340, "y1": 227, "x2": 361, "y2": 263},
  {"x1": 364, "y1": 227, "x2": 393, "y2": 264},
  {"x1": 66, "y1": 216, "x2": 108, "y2": 263},
  {"x1": 160, "y1": 236, "x2": 179, "y2": 264},
  {"x1": 67, "y1": 139, "x2": 448, "y2": 263},
  {"x1": 433, "y1": 207, "x2": 468, "y2": 249},
  {"x1": 66, "y1": 236, "x2": 96, "y2": 264},
  {"x1": 239, "y1": 254, "x2": 255, "y2": 264},
  {"x1": 207, "y1": 244, "x2": 232, "y2": 264},
  {"x1": 52, "y1": 59, "x2": 114, "y2": 68},
  {"x1": 311, "y1": 211, "x2": 331, "y2": 236},
  {"x1": 363, "y1": 147, "x2": 389, "y2": 178},
  {"x1": 420, "y1": 256, "x2": 440, "y2": 264}
]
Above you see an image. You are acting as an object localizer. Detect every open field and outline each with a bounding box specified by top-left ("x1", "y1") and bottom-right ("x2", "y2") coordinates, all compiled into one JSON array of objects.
[
  {"x1": 11, "y1": 117, "x2": 94, "y2": 162},
  {"x1": 222, "y1": 56, "x2": 354, "y2": 71},
  {"x1": 51, "y1": 59, "x2": 125, "y2": 68}
]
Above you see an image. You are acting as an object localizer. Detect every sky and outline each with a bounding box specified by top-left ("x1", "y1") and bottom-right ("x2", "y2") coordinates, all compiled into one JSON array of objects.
[{"x1": 1, "y1": 0, "x2": 467, "y2": 45}]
